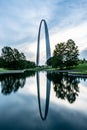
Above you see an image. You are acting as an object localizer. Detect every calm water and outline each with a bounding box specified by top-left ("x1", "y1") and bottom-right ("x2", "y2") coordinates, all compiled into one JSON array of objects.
[{"x1": 0, "y1": 71, "x2": 87, "y2": 130}]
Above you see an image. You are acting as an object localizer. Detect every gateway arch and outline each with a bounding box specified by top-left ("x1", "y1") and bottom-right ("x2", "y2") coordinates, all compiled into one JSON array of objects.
[{"x1": 36, "y1": 19, "x2": 51, "y2": 66}]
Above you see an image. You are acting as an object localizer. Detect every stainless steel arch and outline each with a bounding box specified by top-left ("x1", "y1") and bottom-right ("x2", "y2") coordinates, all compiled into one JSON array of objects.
[
  {"x1": 36, "y1": 72, "x2": 51, "y2": 120},
  {"x1": 36, "y1": 19, "x2": 51, "y2": 66}
]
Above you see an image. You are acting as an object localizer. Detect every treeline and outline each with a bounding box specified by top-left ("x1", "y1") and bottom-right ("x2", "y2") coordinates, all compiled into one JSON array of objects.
[
  {"x1": 79, "y1": 58, "x2": 87, "y2": 64},
  {"x1": 46, "y1": 39, "x2": 79, "y2": 69},
  {"x1": 0, "y1": 46, "x2": 35, "y2": 69}
]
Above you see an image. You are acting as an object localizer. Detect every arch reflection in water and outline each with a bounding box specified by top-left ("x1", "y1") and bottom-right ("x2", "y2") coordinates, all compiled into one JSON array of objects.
[{"x1": 36, "y1": 72, "x2": 51, "y2": 120}]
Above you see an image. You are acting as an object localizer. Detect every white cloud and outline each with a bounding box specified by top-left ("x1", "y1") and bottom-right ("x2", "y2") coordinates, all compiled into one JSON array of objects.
[
  {"x1": 50, "y1": 21, "x2": 87, "y2": 54},
  {"x1": 0, "y1": 0, "x2": 87, "y2": 62},
  {"x1": 9, "y1": 21, "x2": 87, "y2": 63}
]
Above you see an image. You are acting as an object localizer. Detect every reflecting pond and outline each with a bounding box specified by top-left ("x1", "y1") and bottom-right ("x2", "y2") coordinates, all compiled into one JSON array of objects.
[{"x1": 0, "y1": 71, "x2": 87, "y2": 130}]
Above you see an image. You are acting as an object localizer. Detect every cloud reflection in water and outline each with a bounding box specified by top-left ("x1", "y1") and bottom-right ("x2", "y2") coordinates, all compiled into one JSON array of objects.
[{"x1": 0, "y1": 71, "x2": 87, "y2": 130}]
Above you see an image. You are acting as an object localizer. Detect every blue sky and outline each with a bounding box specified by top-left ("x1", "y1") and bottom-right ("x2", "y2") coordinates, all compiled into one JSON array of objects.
[{"x1": 0, "y1": 0, "x2": 87, "y2": 62}]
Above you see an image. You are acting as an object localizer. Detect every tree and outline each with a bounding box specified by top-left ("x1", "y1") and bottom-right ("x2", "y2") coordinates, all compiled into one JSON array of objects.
[
  {"x1": 0, "y1": 46, "x2": 36, "y2": 69},
  {"x1": 46, "y1": 57, "x2": 53, "y2": 66},
  {"x1": 47, "y1": 39, "x2": 79, "y2": 69},
  {"x1": 1, "y1": 47, "x2": 26, "y2": 62},
  {"x1": 47, "y1": 56, "x2": 64, "y2": 68},
  {"x1": 13, "y1": 48, "x2": 26, "y2": 61},
  {"x1": 65, "y1": 39, "x2": 79, "y2": 68},
  {"x1": 0, "y1": 57, "x2": 4, "y2": 68},
  {"x1": 0, "y1": 46, "x2": 26, "y2": 69},
  {"x1": 1, "y1": 46, "x2": 14, "y2": 62}
]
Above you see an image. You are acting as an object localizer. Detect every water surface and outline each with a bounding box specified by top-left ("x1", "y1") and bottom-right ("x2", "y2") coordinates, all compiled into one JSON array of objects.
[{"x1": 0, "y1": 71, "x2": 87, "y2": 130}]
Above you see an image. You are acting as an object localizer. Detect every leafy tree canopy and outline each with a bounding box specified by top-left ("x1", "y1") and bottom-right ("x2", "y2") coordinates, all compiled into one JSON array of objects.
[
  {"x1": 0, "y1": 46, "x2": 35, "y2": 69},
  {"x1": 47, "y1": 39, "x2": 79, "y2": 69},
  {"x1": 1, "y1": 46, "x2": 26, "y2": 62}
]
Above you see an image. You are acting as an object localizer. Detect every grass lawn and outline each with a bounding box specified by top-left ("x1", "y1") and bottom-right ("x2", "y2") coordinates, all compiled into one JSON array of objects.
[
  {"x1": 0, "y1": 63, "x2": 87, "y2": 74},
  {"x1": 72, "y1": 63, "x2": 87, "y2": 74},
  {"x1": 73, "y1": 63, "x2": 87, "y2": 70},
  {"x1": 32, "y1": 63, "x2": 87, "y2": 74},
  {"x1": 0, "y1": 68, "x2": 8, "y2": 72}
]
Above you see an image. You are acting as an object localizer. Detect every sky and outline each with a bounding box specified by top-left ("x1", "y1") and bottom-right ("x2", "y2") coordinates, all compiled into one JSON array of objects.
[{"x1": 0, "y1": 0, "x2": 87, "y2": 63}]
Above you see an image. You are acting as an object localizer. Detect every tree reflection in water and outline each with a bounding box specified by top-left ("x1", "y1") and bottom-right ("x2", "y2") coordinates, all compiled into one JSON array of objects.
[
  {"x1": 0, "y1": 71, "x2": 35, "y2": 95},
  {"x1": 47, "y1": 72, "x2": 80, "y2": 104}
]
